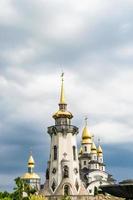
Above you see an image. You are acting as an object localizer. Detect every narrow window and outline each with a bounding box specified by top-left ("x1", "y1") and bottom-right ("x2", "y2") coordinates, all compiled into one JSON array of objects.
[
  {"x1": 54, "y1": 146, "x2": 57, "y2": 160},
  {"x1": 84, "y1": 146, "x2": 87, "y2": 152},
  {"x1": 64, "y1": 185, "x2": 70, "y2": 196},
  {"x1": 84, "y1": 161, "x2": 86, "y2": 165},
  {"x1": 51, "y1": 181, "x2": 56, "y2": 192},
  {"x1": 75, "y1": 180, "x2": 79, "y2": 191},
  {"x1": 73, "y1": 146, "x2": 76, "y2": 160},
  {"x1": 63, "y1": 165, "x2": 69, "y2": 178}
]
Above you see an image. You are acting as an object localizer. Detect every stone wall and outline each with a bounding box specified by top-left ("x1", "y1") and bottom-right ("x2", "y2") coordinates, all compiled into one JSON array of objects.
[{"x1": 45, "y1": 194, "x2": 124, "y2": 200}]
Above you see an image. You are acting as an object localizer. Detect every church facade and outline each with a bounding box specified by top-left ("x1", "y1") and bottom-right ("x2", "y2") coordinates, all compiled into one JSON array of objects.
[
  {"x1": 78, "y1": 122, "x2": 115, "y2": 195},
  {"x1": 40, "y1": 75, "x2": 115, "y2": 199}
]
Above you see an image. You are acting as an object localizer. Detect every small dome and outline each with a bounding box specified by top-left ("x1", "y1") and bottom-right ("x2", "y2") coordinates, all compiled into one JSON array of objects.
[
  {"x1": 82, "y1": 126, "x2": 92, "y2": 144},
  {"x1": 91, "y1": 142, "x2": 97, "y2": 154},
  {"x1": 21, "y1": 172, "x2": 40, "y2": 180},
  {"x1": 28, "y1": 155, "x2": 35, "y2": 167},
  {"x1": 53, "y1": 110, "x2": 73, "y2": 119},
  {"x1": 97, "y1": 145, "x2": 103, "y2": 155}
]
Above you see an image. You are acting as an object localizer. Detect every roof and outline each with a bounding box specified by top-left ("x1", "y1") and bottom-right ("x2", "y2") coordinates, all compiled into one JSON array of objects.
[
  {"x1": 82, "y1": 126, "x2": 92, "y2": 140},
  {"x1": 53, "y1": 110, "x2": 73, "y2": 119},
  {"x1": 21, "y1": 172, "x2": 40, "y2": 180},
  {"x1": 91, "y1": 142, "x2": 97, "y2": 154},
  {"x1": 97, "y1": 145, "x2": 103, "y2": 154}
]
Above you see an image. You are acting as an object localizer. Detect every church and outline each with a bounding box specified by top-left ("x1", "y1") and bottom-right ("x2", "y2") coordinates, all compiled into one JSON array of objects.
[
  {"x1": 21, "y1": 74, "x2": 115, "y2": 198},
  {"x1": 78, "y1": 121, "x2": 115, "y2": 195}
]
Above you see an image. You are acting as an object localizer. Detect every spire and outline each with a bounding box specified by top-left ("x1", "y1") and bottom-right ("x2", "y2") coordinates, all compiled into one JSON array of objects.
[
  {"x1": 53, "y1": 73, "x2": 73, "y2": 119},
  {"x1": 59, "y1": 73, "x2": 65, "y2": 104}
]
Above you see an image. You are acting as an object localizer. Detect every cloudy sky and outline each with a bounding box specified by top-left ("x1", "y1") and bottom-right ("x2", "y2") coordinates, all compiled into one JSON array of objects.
[{"x1": 0, "y1": 0, "x2": 133, "y2": 191}]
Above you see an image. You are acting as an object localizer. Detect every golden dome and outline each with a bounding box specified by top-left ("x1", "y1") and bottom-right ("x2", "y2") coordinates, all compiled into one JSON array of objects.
[
  {"x1": 97, "y1": 145, "x2": 103, "y2": 155},
  {"x1": 21, "y1": 172, "x2": 40, "y2": 180},
  {"x1": 53, "y1": 110, "x2": 73, "y2": 119},
  {"x1": 91, "y1": 142, "x2": 97, "y2": 154},
  {"x1": 82, "y1": 126, "x2": 91, "y2": 139},
  {"x1": 28, "y1": 155, "x2": 35, "y2": 168},
  {"x1": 82, "y1": 125, "x2": 92, "y2": 144}
]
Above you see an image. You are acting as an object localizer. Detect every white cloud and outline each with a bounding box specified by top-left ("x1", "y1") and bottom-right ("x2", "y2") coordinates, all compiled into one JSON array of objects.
[{"x1": 0, "y1": 0, "x2": 19, "y2": 24}]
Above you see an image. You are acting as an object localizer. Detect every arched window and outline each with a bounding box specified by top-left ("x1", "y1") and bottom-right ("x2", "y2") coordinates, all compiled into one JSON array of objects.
[
  {"x1": 84, "y1": 160, "x2": 86, "y2": 165},
  {"x1": 53, "y1": 146, "x2": 57, "y2": 160},
  {"x1": 64, "y1": 185, "x2": 70, "y2": 196},
  {"x1": 73, "y1": 146, "x2": 76, "y2": 160},
  {"x1": 63, "y1": 165, "x2": 69, "y2": 178}
]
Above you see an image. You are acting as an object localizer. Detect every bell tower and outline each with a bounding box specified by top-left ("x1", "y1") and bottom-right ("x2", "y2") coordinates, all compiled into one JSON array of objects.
[{"x1": 44, "y1": 74, "x2": 88, "y2": 196}]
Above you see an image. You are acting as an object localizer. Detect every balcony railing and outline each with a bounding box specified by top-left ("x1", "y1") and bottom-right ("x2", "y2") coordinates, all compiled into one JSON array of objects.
[{"x1": 48, "y1": 125, "x2": 79, "y2": 135}]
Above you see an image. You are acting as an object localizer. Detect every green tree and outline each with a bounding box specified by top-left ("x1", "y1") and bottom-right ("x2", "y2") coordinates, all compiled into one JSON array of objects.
[
  {"x1": 12, "y1": 177, "x2": 37, "y2": 200},
  {"x1": 23, "y1": 182, "x2": 36, "y2": 197},
  {"x1": 2, "y1": 198, "x2": 12, "y2": 200},
  {"x1": 29, "y1": 194, "x2": 47, "y2": 200},
  {"x1": 0, "y1": 191, "x2": 12, "y2": 199},
  {"x1": 13, "y1": 177, "x2": 24, "y2": 200}
]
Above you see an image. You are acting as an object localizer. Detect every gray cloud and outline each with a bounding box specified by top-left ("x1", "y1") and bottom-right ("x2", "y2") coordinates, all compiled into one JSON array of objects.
[{"x1": 0, "y1": 0, "x2": 133, "y2": 191}]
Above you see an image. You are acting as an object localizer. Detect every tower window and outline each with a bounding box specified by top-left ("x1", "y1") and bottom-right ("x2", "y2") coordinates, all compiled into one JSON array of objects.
[
  {"x1": 73, "y1": 146, "x2": 76, "y2": 160},
  {"x1": 64, "y1": 185, "x2": 70, "y2": 196},
  {"x1": 84, "y1": 146, "x2": 87, "y2": 152},
  {"x1": 53, "y1": 146, "x2": 57, "y2": 160},
  {"x1": 84, "y1": 161, "x2": 86, "y2": 165},
  {"x1": 63, "y1": 165, "x2": 69, "y2": 178}
]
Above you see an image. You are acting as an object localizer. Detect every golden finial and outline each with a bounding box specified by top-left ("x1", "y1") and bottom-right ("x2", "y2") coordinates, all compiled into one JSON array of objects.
[
  {"x1": 28, "y1": 150, "x2": 35, "y2": 168},
  {"x1": 92, "y1": 134, "x2": 94, "y2": 140},
  {"x1": 98, "y1": 138, "x2": 100, "y2": 145},
  {"x1": 60, "y1": 72, "x2": 65, "y2": 104}
]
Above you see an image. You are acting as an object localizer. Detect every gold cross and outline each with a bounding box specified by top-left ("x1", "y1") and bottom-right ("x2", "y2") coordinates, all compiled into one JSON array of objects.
[
  {"x1": 61, "y1": 72, "x2": 64, "y2": 81},
  {"x1": 85, "y1": 116, "x2": 88, "y2": 126},
  {"x1": 98, "y1": 138, "x2": 100, "y2": 145}
]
